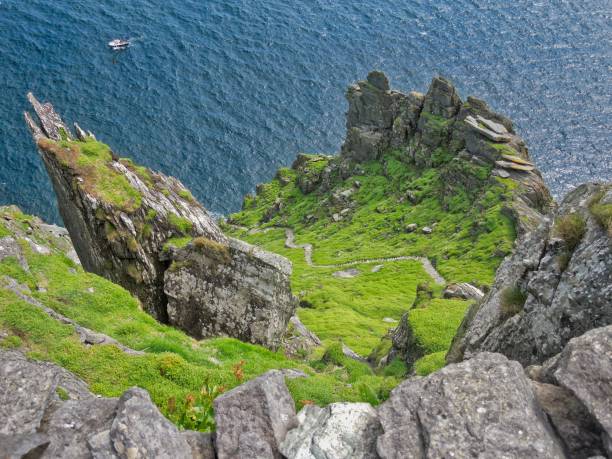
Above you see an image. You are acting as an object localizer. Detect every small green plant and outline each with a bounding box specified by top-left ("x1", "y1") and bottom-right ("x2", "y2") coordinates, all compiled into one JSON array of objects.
[
  {"x1": 168, "y1": 213, "x2": 194, "y2": 234},
  {"x1": 193, "y1": 237, "x2": 231, "y2": 264},
  {"x1": 0, "y1": 335, "x2": 22, "y2": 349},
  {"x1": 56, "y1": 386, "x2": 70, "y2": 401},
  {"x1": 500, "y1": 285, "x2": 527, "y2": 319},
  {"x1": 588, "y1": 190, "x2": 612, "y2": 237},
  {"x1": 178, "y1": 190, "x2": 195, "y2": 202},
  {"x1": 172, "y1": 379, "x2": 225, "y2": 432},
  {"x1": 554, "y1": 212, "x2": 586, "y2": 251}
]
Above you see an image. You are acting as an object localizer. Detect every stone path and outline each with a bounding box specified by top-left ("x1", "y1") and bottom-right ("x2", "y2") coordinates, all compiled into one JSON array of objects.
[
  {"x1": 227, "y1": 224, "x2": 446, "y2": 285},
  {"x1": 284, "y1": 229, "x2": 446, "y2": 285}
]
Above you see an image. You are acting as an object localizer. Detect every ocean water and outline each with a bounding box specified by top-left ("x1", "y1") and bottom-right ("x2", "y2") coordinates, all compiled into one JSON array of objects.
[{"x1": 0, "y1": 0, "x2": 610, "y2": 224}]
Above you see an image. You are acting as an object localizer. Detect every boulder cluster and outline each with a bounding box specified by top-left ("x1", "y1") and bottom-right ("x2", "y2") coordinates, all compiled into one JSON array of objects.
[{"x1": 24, "y1": 95, "x2": 296, "y2": 348}]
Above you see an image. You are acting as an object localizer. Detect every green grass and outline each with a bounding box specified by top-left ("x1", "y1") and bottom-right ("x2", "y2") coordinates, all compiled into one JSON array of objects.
[
  {"x1": 500, "y1": 285, "x2": 527, "y2": 319},
  {"x1": 554, "y1": 212, "x2": 586, "y2": 251},
  {"x1": 0, "y1": 208, "x2": 402, "y2": 430},
  {"x1": 168, "y1": 213, "x2": 194, "y2": 234},
  {"x1": 226, "y1": 148, "x2": 515, "y2": 376},
  {"x1": 589, "y1": 188, "x2": 612, "y2": 237},
  {"x1": 38, "y1": 138, "x2": 142, "y2": 213}
]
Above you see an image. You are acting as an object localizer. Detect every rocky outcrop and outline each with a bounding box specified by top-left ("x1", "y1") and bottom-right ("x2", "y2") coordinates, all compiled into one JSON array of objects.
[
  {"x1": 540, "y1": 326, "x2": 612, "y2": 455},
  {"x1": 448, "y1": 183, "x2": 611, "y2": 366},
  {"x1": 0, "y1": 349, "x2": 213, "y2": 459},
  {"x1": 280, "y1": 403, "x2": 382, "y2": 459},
  {"x1": 213, "y1": 370, "x2": 297, "y2": 459},
  {"x1": 162, "y1": 238, "x2": 296, "y2": 347},
  {"x1": 25, "y1": 94, "x2": 296, "y2": 348}
]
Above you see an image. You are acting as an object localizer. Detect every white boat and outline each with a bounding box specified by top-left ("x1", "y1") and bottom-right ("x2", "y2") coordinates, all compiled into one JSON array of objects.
[{"x1": 108, "y1": 39, "x2": 129, "y2": 50}]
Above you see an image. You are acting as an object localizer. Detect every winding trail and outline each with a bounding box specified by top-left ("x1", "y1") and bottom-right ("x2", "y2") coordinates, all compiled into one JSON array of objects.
[
  {"x1": 283, "y1": 229, "x2": 445, "y2": 285},
  {"x1": 229, "y1": 224, "x2": 445, "y2": 285}
]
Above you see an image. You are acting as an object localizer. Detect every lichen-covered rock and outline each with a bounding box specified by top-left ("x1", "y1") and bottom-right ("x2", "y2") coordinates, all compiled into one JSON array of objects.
[
  {"x1": 25, "y1": 94, "x2": 296, "y2": 348},
  {"x1": 448, "y1": 183, "x2": 611, "y2": 366},
  {"x1": 531, "y1": 381, "x2": 606, "y2": 457},
  {"x1": 163, "y1": 237, "x2": 296, "y2": 348},
  {"x1": 213, "y1": 370, "x2": 298, "y2": 459},
  {"x1": 442, "y1": 282, "x2": 484, "y2": 301},
  {"x1": 542, "y1": 325, "x2": 612, "y2": 455},
  {"x1": 376, "y1": 352, "x2": 565, "y2": 458},
  {"x1": 0, "y1": 350, "x2": 205, "y2": 459},
  {"x1": 280, "y1": 403, "x2": 382, "y2": 459},
  {"x1": 110, "y1": 388, "x2": 192, "y2": 459}
]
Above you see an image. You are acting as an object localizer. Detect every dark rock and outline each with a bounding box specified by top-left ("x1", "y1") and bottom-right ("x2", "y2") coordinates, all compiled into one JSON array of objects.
[
  {"x1": 377, "y1": 353, "x2": 565, "y2": 458},
  {"x1": 0, "y1": 433, "x2": 50, "y2": 459},
  {"x1": 449, "y1": 183, "x2": 611, "y2": 366},
  {"x1": 366, "y1": 70, "x2": 389, "y2": 91},
  {"x1": 213, "y1": 370, "x2": 298, "y2": 459},
  {"x1": 280, "y1": 403, "x2": 382, "y2": 459},
  {"x1": 110, "y1": 388, "x2": 192, "y2": 459},
  {"x1": 422, "y1": 76, "x2": 462, "y2": 119},
  {"x1": 531, "y1": 381, "x2": 606, "y2": 458},
  {"x1": 542, "y1": 326, "x2": 612, "y2": 455}
]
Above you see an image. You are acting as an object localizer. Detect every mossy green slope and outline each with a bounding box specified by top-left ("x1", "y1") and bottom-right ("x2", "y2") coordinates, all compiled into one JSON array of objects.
[
  {"x1": 225, "y1": 149, "x2": 517, "y2": 372},
  {"x1": 0, "y1": 207, "x2": 399, "y2": 430}
]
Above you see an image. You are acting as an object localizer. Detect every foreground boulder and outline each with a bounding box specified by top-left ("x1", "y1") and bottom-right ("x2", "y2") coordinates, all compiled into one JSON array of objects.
[
  {"x1": 280, "y1": 403, "x2": 382, "y2": 459},
  {"x1": 541, "y1": 325, "x2": 612, "y2": 455},
  {"x1": 0, "y1": 349, "x2": 213, "y2": 459},
  {"x1": 25, "y1": 94, "x2": 296, "y2": 348},
  {"x1": 448, "y1": 182, "x2": 612, "y2": 365},
  {"x1": 377, "y1": 352, "x2": 565, "y2": 458},
  {"x1": 213, "y1": 370, "x2": 298, "y2": 458}
]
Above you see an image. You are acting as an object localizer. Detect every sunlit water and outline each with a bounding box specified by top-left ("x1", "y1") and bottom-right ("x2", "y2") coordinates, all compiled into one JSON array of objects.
[{"x1": 1, "y1": 0, "x2": 610, "y2": 224}]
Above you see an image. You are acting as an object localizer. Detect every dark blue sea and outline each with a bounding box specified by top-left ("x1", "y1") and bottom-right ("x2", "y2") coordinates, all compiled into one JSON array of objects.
[{"x1": 1, "y1": 0, "x2": 610, "y2": 224}]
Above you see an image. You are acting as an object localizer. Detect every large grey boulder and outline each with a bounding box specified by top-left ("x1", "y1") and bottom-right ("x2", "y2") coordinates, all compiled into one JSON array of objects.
[
  {"x1": 280, "y1": 403, "x2": 382, "y2": 459},
  {"x1": 377, "y1": 352, "x2": 565, "y2": 458},
  {"x1": 0, "y1": 350, "x2": 209, "y2": 459},
  {"x1": 542, "y1": 326, "x2": 612, "y2": 455},
  {"x1": 110, "y1": 388, "x2": 192, "y2": 459},
  {"x1": 214, "y1": 370, "x2": 297, "y2": 459},
  {"x1": 163, "y1": 237, "x2": 296, "y2": 348},
  {"x1": 25, "y1": 94, "x2": 297, "y2": 348},
  {"x1": 448, "y1": 183, "x2": 612, "y2": 366}
]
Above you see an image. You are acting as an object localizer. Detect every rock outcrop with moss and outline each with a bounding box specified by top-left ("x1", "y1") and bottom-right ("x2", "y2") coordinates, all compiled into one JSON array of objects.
[
  {"x1": 24, "y1": 94, "x2": 296, "y2": 348},
  {"x1": 448, "y1": 182, "x2": 612, "y2": 365}
]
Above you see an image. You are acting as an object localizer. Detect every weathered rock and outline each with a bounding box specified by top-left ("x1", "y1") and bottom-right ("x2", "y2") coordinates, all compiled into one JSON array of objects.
[
  {"x1": 542, "y1": 326, "x2": 612, "y2": 455},
  {"x1": 377, "y1": 352, "x2": 565, "y2": 458},
  {"x1": 25, "y1": 95, "x2": 297, "y2": 349},
  {"x1": 0, "y1": 236, "x2": 29, "y2": 270},
  {"x1": 214, "y1": 370, "x2": 298, "y2": 459},
  {"x1": 280, "y1": 403, "x2": 382, "y2": 459},
  {"x1": 110, "y1": 388, "x2": 192, "y2": 459},
  {"x1": 421, "y1": 226, "x2": 432, "y2": 234},
  {"x1": 531, "y1": 381, "x2": 606, "y2": 457},
  {"x1": 404, "y1": 223, "x2": 417, "y2": 233},
  {"x1": 332, "y1": 268, "x2": 360, "y2": 278},
  {"x1": 422, "y1": 76, "x2": 462, "y2": 119},
  {"x1": 163, "y1": 237, "x2": 296, "y2": 348},
  {"x1": 181, "y1": 431, "x2": 216, "y2": 459},
  {"x1": 0, "y1": 433, "x2": 50, "y2": 459},
  {"x1": 442, "y1": 282, "x2": 485, "y2": 301},
  {"x1": 449, "y1": 183, "x2": 611, "y2": 366},
  {"x1": 283, "y1": 315, "x2": 322, "y2": 357}
]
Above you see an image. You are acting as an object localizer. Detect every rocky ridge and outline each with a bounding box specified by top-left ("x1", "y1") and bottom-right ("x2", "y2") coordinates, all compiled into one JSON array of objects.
[{"x1": 24, "y1": 95, "x2": 296, "y2": 348}]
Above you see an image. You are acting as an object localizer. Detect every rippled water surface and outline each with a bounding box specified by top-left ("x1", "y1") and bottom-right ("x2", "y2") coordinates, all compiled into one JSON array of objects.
[{"x1": 1, "y1": 0, "x2": 610, "y2": 223}]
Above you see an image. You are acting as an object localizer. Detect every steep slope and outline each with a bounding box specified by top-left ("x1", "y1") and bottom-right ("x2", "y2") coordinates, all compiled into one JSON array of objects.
[
  {"x1": 24, "y1": 94, "x2": 296, "y2": 348},
  {"x1": 448, "y1": 182, "x2": 611, "y2": 365},
  {"x1": 226, "y1": 71, "x2": 553, "y2": 372}
]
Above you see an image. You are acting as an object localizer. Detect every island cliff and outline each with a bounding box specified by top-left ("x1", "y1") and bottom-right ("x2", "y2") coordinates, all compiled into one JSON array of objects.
[{"x1": 0, "y1": 71, "x2": 609, "y2": 458}]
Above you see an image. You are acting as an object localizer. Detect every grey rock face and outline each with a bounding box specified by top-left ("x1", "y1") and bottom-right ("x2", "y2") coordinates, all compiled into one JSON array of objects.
[
  {"x1": 25, "y1": 94, "x2": 296, "y2": 349},
  {"x1": 422, "y1": 76, "x2": 461, "y2": 119},
  {"x1": 449, "y1": 183, "x2": 611, "y2": 366},
  {"x1": 280, "y1": 403, "x2": 382, "y2": 459},
  {"x1": 442, "y1": 282, "x2": 485, "y2": 301},
  {"x1": 543, "y1": 326, "x2": 612, "y2": 455},
  {"x1": 0, "y1": 350, "x2": 209, "y2": 459},
  {"x1": 377, "y1": 352, "x2": 565, "y2": 458},
  {"x1": 531, "y1": 381, "x2": 606, "y2": 458},
  {"x1": 110, "y1": 388, "x2": 192, "y2": 459},
  {"x1": 163, "y1": 237, "x2": 296, "y2": 348},
  {"x1": 214, "y1": 370, "x2": 297, "y2": 459}
]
